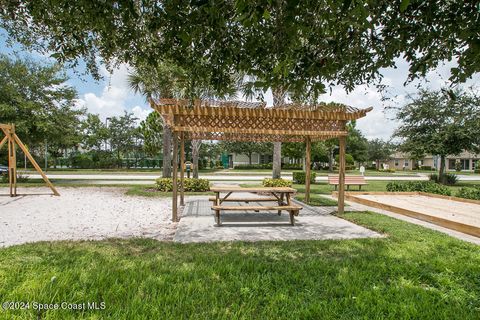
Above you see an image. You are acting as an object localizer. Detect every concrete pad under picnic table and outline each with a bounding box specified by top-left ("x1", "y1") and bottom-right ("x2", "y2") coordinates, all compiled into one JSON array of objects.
[{"x1": 174, "y1": 195, "x2": 382, "y2": 243}]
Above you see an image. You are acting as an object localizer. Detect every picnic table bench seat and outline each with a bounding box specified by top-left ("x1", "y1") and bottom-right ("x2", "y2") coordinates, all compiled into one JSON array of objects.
[
  {"x1": 328, "y1": 175, "x2": 367, "y2": 190},
  {"x1": 210, "y1": 186, "x2": 301, "y2": 226}
]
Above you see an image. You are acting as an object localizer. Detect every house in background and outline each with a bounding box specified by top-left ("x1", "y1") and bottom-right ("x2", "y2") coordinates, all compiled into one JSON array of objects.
[{"x1": 385, "y1": 151, "x2": 479, "y2": 172}]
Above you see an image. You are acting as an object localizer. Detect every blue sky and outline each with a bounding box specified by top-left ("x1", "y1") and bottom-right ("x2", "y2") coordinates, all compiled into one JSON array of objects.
[{"x1": 1, "y1": 29, "x2": 478, "y2": 140}]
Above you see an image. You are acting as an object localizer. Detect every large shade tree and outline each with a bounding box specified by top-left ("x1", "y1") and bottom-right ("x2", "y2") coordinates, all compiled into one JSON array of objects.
[
  {"x1": 1, "y1": 1, "x2": 479, "y2": 100},
  {"x1": 394, "y1": 88, "x2": 480, "y2": 179},
  {"x1": 0, "y1": 54, "x2": 84, "y2": 162}
]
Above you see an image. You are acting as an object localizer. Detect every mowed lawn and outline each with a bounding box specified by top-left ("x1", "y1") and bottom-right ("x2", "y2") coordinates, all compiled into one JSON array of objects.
[{"x1": 0, "y1": 212, "x2": 479, "y2": 319}]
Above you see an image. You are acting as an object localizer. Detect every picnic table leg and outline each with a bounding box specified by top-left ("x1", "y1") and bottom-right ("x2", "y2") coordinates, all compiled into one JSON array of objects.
[
  {"x1": 215, "y1": 192, "x2": 221, "y2": 226},
  {"x1": 278, "y1": 192, "x2": 284, "y2": 215},
  {"x1": 289, "y1": 210, "x2": 295, "y2": 225}
]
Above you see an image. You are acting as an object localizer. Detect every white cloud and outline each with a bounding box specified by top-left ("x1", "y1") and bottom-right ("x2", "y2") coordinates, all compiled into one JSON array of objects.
[{"x1": 75, "y1": 63, "x2": 151, "y2": 122}]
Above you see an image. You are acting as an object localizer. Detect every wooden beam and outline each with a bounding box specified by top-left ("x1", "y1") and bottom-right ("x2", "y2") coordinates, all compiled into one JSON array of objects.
[
  {"x1": 337, "y1": 136, "x2": 346, "y2": 214},
  {"x1": 13, "y1": 133, "x2": 60, "y2": 196},
  {"x1": 8, "y1": 124, "x2": 17, "y2": 197},
  {"x1": 173, "y1": 126, "x2": 347, "y2": 137},
  {"x1": 305, "y1": 136, "x2": 311, "y2": 203},
  {"x1": 180, "y1": 132, "x2": 185, "y2": 206},
  {"x1": 0, "y1": 124, "x2": 12, "y2": 130},
  {"x1": 0, "y1": 135, "x2": 7, "y2": 150},
  {"x1": 172, "y1": 131, "x2": 179, "y2": 222}
]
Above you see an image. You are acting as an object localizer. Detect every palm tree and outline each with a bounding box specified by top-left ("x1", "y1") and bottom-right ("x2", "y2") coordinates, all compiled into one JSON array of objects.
[
  {"x1": 128, "y1": 63, "x2": 187, "y2": 178},
  {"x1": 128, "y1": 62, "x2": 241, "y2": 178}
]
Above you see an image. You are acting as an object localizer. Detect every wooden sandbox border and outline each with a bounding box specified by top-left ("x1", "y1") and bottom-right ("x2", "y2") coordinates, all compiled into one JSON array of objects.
[{"x1": 334, "y1": 191, "x2": 480, "y2": 238}]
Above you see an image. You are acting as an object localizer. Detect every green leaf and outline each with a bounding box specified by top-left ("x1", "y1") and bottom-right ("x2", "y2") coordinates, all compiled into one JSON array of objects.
[{"x1": 400, "y1": 0, "x2": 410, "y2": 12}]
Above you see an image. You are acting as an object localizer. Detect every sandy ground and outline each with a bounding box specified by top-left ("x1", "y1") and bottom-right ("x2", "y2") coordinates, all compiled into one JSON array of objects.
[
  {"x1": 0, "y1": 187, "x2": 175, "y2": 247},
  {"x1": 355, "y1": 194, "x2": 480, "y2": 227}
]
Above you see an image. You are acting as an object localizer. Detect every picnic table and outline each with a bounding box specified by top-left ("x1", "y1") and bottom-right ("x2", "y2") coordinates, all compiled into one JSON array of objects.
[{"x1": 209, "y1": 186, "x2": 302, "y2": 226}]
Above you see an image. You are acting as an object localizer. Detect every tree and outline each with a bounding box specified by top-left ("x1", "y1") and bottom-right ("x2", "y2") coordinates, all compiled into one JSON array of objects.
[
  {"x1": 0, "y1": 54, "x2": 84, "y2": 161},
  {"x1": 108, "y1": 112, "x2": 140, "y2": 167},
  {"x1": 128, "y1": 61, "x2": 240, "y2": 177},
  {"x1": 346, "y1": 121, "x2": 369, "y2": 165},
  {"x1": 368, "y1": 139, "x2": 394, "y2": 170},
  {"x1": 2, "y1": 2, "x2": 479, "y2": 101},
  {"x1": 81, "y1": 114, "x2": 109, "y2": 151},
  {"x1": 221, "y1": 141, "x2": 272, "y2": 165},
  {"x1": 139, "y1": 112, "x2": 163, "y2": 157},
  {"x1": 394, "y1": 88, "x2": 480, "y2": 179}
]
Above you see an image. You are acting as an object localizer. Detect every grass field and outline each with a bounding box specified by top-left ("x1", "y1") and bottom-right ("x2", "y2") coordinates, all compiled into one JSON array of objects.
[{"x1": 0, "y1": 211, "x2": 479, "y2": 319}]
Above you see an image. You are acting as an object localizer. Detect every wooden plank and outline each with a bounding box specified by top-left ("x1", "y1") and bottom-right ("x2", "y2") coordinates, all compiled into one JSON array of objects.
[
  {"x1": 337, "y1": 136, "x2": 346, "y2": 214},
  {"x1": 0, "y1": 135, "x2": 7, "y2": 150},
  {"x1": 172, "y1": 131, "x2": 178, "y2": 222},
  {"x1": 173, "y1": 126, "x2": 348, "y2": 137},
  {"x1": 417, "y1": 192, "x2": 480, "y2": 205},
  {"x1": 13, "y1": 133, "x2": 59, "y2": 196},
  {"x1": 0, "y1": 124, "x2": 12, "y2": 130},
  {"x1": 305, "y1": 136, "x2": 311, "y2": 203},
  {"x1": 8, "y1": 125, "x2": 16, "y2": 196},
  {"x1": 212, "y1": 205, "x2": 302, "y2": 211},
  {"x1": 208, "y1": 197, "x2": 278, "y2": 202},
  {"x1": 179, "y1": 132, "x2": 185, "y2": 206},
  {"x1": 345, "y1": 193, "x2": 480, "y2": 238},
  {"x1": 210, "y1": 186, "x2": 296, "y2": 193}
]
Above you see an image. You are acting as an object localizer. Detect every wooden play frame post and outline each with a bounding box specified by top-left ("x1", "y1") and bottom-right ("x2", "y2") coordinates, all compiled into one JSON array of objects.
[{"x1": 0, "y1": 123, "x2": 59, "y2": 197}]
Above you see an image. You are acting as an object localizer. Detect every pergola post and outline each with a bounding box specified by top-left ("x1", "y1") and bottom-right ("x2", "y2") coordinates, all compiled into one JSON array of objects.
[
  {"x1": 304, "y1": 137, "x2": 311, "y2": 203},
  {"x1": 338, "y1": 135, "x2": 346, "y2": 214},
  {"x1": 180, "y1": 132, "x2": 185, "y2": 206},
  {"x1": 172, "y1": 131, "x2": 179, "y2": 222}
]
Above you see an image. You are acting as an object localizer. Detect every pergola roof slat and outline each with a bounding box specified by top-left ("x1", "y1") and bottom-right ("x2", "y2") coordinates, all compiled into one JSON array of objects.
[{"x1": 149, "y1": 98, "x2": 371, "y2": 143}]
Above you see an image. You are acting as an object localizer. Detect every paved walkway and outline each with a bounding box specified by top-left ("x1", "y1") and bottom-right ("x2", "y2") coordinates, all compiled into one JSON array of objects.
[{"x1": 174, "y1": 194, "x2": 381, "y2": 243}]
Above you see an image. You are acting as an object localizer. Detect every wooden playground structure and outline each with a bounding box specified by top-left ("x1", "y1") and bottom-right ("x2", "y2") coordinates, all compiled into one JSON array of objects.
[
  {"x1": 150, "y1": 99, "x2": 372, "y2": 222},
  {"x1": 0, "y1": 123, "x2": 59, "y2": 196}
]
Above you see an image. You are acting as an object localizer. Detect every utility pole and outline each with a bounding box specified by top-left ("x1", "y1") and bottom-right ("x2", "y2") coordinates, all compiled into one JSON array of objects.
[{"x1": 44, "y1": 140, "x2": 48, "y2": 172}]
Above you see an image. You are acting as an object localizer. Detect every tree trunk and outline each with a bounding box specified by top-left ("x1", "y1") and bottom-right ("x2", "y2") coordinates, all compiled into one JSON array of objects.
[
  {"x1": 162, "y1": 123, "x2": 172, "y2": 178},
  {"x1": 439, "y1": 154, "x2": 446, "y2": 183},
  {"x1": 272, "y1": 87, "x2": 286, "y2": 179},
  {"x1": 376, "y1": 160, "x2": 380, "y2": 170},
  {"x1": 248, "y1": 153, "x2": 252, "y2": 165},
  {"x1": 192, "y1": 139, "x2": 202, "y2": 179},
  {"x1": 329, "y1": 148, "x2": 334, "y2": 172}
]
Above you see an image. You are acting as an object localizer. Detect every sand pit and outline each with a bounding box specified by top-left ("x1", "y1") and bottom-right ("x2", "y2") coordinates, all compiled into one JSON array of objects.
[
  {"x1": 347, "y1": 193, "x2": 480, "y2": 237},
  {"x1": 0, "y1": 187, "x2": 175, "y2": 247}
]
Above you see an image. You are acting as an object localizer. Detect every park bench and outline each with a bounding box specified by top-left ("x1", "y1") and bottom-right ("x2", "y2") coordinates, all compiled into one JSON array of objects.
[{"x1": 328, "y1": 175, "x2": 368, "y2": 190}]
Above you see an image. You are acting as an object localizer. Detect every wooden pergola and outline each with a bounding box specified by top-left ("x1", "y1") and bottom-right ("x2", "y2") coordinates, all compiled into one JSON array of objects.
[{"x1": 150, "y1": 98, "x2": 372, "y2": 221}]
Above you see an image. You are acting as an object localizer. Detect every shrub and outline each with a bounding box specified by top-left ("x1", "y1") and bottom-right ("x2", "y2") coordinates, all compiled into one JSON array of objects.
[
  {"x1": 378, "y1": 169, "x2": 396, "y2": 173},
  {"x1": 386, "y1": 181, "x2": 451, "y2": 196},
  {"x1": 293, "y1": 171, "x2": 316, "y2": 184},
  {"x1": 234, "y1": 163, "x2": 273, "y2": 170},
  {"x1": 262, "y1": 178, "x2": 292, "y2": 187},
  {"x1": 456, "y1": 186, "x2": 480, "y2": 200},
  {"x1": 429, "y1": 173, "x2": 458, "y2": 185},
  {"x1": 418, "y1": 165, "x2": 433, "y2": 170},
  {"x1": 475, "y1": 168, "x2": 480, "y2": 174},
  {"x1": 183, "y1": 178, "x2": 210, "y2": 191},
  {"x1": 455, "y1": 161, "x2": 462, "y2": 172},
  {"x1": 155, "y1": 178, "x2": 210, "y2": 192},
  {"x1": 282, "y1": 163, "x2": 303, "y2": 170}
]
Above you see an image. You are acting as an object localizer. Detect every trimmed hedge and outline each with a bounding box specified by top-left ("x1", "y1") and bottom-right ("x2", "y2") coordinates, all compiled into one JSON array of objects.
[
  {"x1": 262, "y1": 178, "x2": 292, "y2": 187},
  {"x1": 282, "y1": 163, "x2": 303, "y2": 170},
  {"x1": 234, "y1": 163, "x2": 272, "y2": 170},
  {"x1": 456, "y1": 186, "x2": 480, "y2": 200},
  {"x1": 155, "y1": 178, "x2": 210, "y2": 192},
  {"x1": 386, "y1": 181, "x2": 451, "y2": 196},
  {"x1": 293, "y1": 171, "x2": 316, "y2": 184}
]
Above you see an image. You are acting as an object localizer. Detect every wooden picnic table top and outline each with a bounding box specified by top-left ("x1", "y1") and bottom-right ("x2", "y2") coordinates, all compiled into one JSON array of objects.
[{"x1": 210, "y1": 186, "x2": 297, "y2": 193}]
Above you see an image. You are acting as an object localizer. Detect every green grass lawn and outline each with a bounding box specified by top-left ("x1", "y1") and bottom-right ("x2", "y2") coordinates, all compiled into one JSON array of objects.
[{"x1": 0, "y1": 211, "x2": 479, "y2": 319}]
